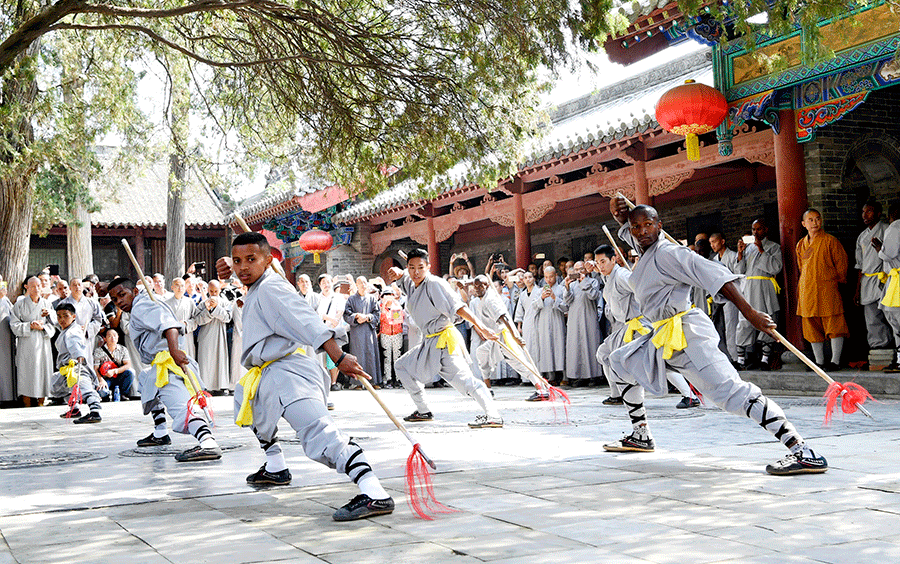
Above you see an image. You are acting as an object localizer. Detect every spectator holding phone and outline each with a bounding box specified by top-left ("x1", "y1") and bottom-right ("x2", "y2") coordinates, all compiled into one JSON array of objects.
[{"x1": 93, "y1": 327, "x2": 135, "y2": 399}]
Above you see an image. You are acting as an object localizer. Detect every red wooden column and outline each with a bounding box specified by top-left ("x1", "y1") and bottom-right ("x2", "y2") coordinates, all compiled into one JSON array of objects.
[
  {"x1": 633, "y1": 160, "x2": 650, "y2": 205},
  {"x1": 774, "y1": 109, "x2": 808, "y2": 346},
  {"x1": 512, "y1": 179, "x2": 531, "y2": 269},
  {"x1": 426, "y1": 215, "x2": 440, "y2": 275}
]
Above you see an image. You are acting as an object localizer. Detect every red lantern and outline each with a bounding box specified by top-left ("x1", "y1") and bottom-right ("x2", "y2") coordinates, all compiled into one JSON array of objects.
[
  {"x1": 298, "y1": 229, "x2": 333, "y2": 264},
  {"x1": 655, "y1": 79, "x2": 728, "y2": 161}
]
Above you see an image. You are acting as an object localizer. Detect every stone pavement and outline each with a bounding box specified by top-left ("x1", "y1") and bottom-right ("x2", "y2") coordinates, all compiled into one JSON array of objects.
[{"x1": 1, "y1": 384, "x2": 899, "y2": 564}]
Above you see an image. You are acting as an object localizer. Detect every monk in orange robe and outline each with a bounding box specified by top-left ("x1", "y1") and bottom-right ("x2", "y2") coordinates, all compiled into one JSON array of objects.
[{"x1": 796, "y1": 209, "x2": 849, "y2": 370}]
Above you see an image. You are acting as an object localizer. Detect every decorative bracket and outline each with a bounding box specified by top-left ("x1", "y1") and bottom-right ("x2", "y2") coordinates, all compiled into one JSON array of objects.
[{"x1": 796, "y1": 91, "x2": 869, "y2": 143}]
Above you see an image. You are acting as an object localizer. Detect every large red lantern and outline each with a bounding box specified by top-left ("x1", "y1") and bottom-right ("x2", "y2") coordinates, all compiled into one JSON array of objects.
[
  {"x1": 655, "y1": 79, "x2": 728, "y2": 161},
  {"x1": 298, "y1": 229, "x2": 333, "y2": 264}
]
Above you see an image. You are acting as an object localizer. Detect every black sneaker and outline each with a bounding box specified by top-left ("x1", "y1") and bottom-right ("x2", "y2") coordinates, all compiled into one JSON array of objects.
[
  {"x1": 174, "y1": 445, "x2": 223, "y2": 462},
  {"x1": 602, "y1": 396, "x2": 624, "y2": 406},
  {"x1": 73, "y1": 412, "x2": 102, "y2": 424},
  {"x1": 525, "y1": 391, "x2": 549, "y2": 402},
  {"x1": 246, "y1": 464, "x2": 292, "y2": 486},
  {"x1": 603, "y1": 434, "x2": 655, "y2": 452},
  {"x1": 60, "y1": 407, "x2": 82, "y2": 419},
  {"x1": 332, "y1": 494, "x2": 395, "y2": 521},
  {"x1": 468, "y1": 414, "x2": 503, "y2": 428},
  {"x1": 136, "y1": 433, "x2": 172, "y2": 447},
  {"x1": 766, "y1": 450, "x2": 828, "y2": 476},
  {"x1": 403, "y1": 411, "x2": 433, "y2": 422},
  {"x1": 675, "y1": 397, "x2": 701, "y2": 409},
  {"x1": 885, "y1": 362, "x2": 900, "y2": 373}
]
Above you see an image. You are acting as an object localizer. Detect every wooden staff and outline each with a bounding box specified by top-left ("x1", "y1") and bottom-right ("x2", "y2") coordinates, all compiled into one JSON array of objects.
[
  {"x1": 615, "y1": 191, "x2": 680, "y2": 245},
  {"x1": 601, "y1": 224, "x2": 633, "y2": 272},
  {"x1": 120, "y1": 238, "x2": 212, "y2": 422}
]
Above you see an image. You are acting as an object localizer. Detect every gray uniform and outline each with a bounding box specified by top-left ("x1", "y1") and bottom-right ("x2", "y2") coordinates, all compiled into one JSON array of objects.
[
  {"x1": 194, "y1": 297, "x2": 233, "y2": 391},
  {"x1": 164, "y1": 294, "x2": 198, "y2": 360},
  {"x1": 562, "y1": 277, "x2": 602, "y2": 380},
  {"x1": 597, "y1": 264, "x2": 647, "y2": 399},
  {"x1": 10, "y1": 296, "x2": 55, "y2": 398},
  {"x1": 50, "y1": 324, "x2": 101, "y2": 411},
  {"x1": 59, "y1": 295, "x2": 104, "y2": 348},
  {"x1": 394, "y1": 273, "x2": 498, "y2": 418},
  {"x1": 514, "y1": 287, "x2": 541, "y2": 368},
  {"x1": 734, "y1": 238, "x2": 781, "y2": 350},
  {"x1": 128, "y1": 292, "x2": 207, "y2": 434},
  {"x1": 468, "y1": 296, "x2": 485, "y2": 381},
  {"x1": 857, "y1": 222, "x2": 892, "y2": 348},
  {"x1": 0, "y1": 297, "x2": 15, "y2": 402},
  {"x1": 233, "y1": 270, "x2": 374, "y2": 485},
  {"x1": 608, "y1": 224, "x2": 805, "y2": 451},
  {"x1": 878, "y1": 219, "x2": 900, "y2": 347},
  {"x1": 474, "y1": 290, "x2": 537, "y2": 386},
  {"x1": 532, "y1": 282, "x2": 566, "y2": 373},
  {"x1": 712, "y1": 248, "x2": 740, "y2": 361}
]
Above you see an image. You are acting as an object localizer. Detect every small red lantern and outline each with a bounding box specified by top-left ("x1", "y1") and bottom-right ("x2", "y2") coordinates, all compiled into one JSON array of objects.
[
  {"x1": 655, "y1": 79, "x2": 728, "y2": 161},
  {"x1": 298, "y1": 229, "x2": 333, "y2": 264}
]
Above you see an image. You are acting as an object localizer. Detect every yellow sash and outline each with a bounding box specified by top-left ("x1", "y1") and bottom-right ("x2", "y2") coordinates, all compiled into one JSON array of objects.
[
  {"x1": 151, "y1": 350, "x2": 200, "y2": 397},
  {"x1": 864, "y1": 271, "x2": 888, "y2": 284},
  {"x1": 651, "y1": 309, "x2": 692, "y2": 360},
  {"x1": 426, "y1": 325, "x2": 465, "y2": 356},
  {"x1": 881, "y1": 268, "x2": 900, "y2": 308},
  {"x1": 746, "y1": 276, "x2": 781, "y2": 294},
  {"x1": 623, "y1": 316, "x2": 650, "y2": 343},
  {"x1": 235, "y1": 347, "x2": 305, "y2": 427},
  {"x1": 60, "y1": 359, "x2": 78, "y2": 388},
  {"x1": 706, "y1": 296, "x2": 713, "y2": 315}
]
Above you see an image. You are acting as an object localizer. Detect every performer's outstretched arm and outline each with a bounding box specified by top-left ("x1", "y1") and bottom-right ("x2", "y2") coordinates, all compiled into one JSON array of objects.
[{"x1": 719, "y1": 281, "x2": 775, "y2": 336}]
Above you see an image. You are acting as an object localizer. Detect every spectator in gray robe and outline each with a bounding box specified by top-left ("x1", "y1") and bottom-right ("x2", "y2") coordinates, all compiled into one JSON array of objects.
[
  {"x1": 710, "y1": 233, "x2": 741, "y2": 362},
  {"x1": 194, "y1": 280, "x2": 233, "y2": 392},
  {"x1": 734, "y1": 219, "x2": 782, "y2": 370},
  {"x1": 561, "y1": 261, "x2": 602, "y2": 386},
  {"x1": 532, "y1": 266, "x2": 566, "y2": 385},
  {"x1": 0, "y1": 280, "x2": 15, "y2": 403},
  {"x1": 855, "y1": 200, "x2": 891, "y2": 350},
  {"x1": 297, "y1": 274, "x2": 322, "y2": 361},
  {"x1": 344, "y1": 276, "x2": 383, "y2": 386},
  {"x1": 10, "y1": 276, "x2": 56, "y2": 404},
  {"x1": 164, "y1": 277, "x2": 199, "y2": 360},
  {"x1": 514, "y1": 271, "x2": 541, "y2": 368}
]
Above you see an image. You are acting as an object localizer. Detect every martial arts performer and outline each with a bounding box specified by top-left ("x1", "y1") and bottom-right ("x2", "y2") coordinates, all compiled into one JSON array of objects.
[
  {"x1": 52, "y1": 303, "x2": 102, "y2": 423},
  {"x1": 386, "y1": 249, "x2": 503, "y2": 428},
  {"x1": 877, "y1": 202, "x2": 900, "y2": 371},
  {"x1": 218, "y1": 232, "x2": 394, "y2": 521},
  {"x1": 107, "y1": 278, "x2": 222, "y2": 462},
  {"x1": 593, "y1": 245, "x2": 700, "y2": 409},
  {"x1": 605, "y1": 198, "x2": 827, "y2": 475},
  {"x1": 471, "y1": 275, "x2": 545, "y2": 401},
  {"x1": 734, "y1": 220, "x2": 782, "y2": 370},
  {"x1": 855, "y1": 200, "x2": 892, "y2": 352}
]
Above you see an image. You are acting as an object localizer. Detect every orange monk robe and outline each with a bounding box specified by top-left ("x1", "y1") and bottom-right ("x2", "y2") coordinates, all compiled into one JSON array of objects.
[{"x1": 795, "y1": 232, "x2": 848, "y2": 317}]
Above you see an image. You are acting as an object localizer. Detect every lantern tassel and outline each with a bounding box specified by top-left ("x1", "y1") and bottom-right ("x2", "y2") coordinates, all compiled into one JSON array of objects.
[
  {"x1": 313, "y1": 252, "x2": 321, "y2": 264},
  {"x1": 685, "y1": 133, "x2": 700, "y2": 161}
]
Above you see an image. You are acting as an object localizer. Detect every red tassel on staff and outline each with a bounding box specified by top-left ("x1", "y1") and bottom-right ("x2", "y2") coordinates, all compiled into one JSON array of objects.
[
  {"x1": 66, "y1": 385, "x2": 82, "y2": 417},
  {"x1": 689, "y1": 383, "x2": 704, "y2": 405},
  {"x1": 823, "y1": 381, "x2": 874, "y2": 424},
  {"x1": 406, "y1": 443, "x2": 456, "y2": 520},
  {"x1": 547, "y1": 385, "x2": 571, "y2": 423},
  {"x1": 184, "y1": 391, "x2": 215, "y2": 429}
]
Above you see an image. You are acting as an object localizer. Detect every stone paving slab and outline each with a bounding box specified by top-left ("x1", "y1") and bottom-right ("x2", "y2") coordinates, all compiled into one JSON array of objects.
[{"x1": 1, "y1": 386, "x2": 899, "y2": 563}]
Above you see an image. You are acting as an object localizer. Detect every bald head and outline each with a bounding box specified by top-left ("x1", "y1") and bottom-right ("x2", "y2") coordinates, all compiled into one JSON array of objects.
[{"x1": 629, "y1": 205, "x2": 659, "y2": 222}]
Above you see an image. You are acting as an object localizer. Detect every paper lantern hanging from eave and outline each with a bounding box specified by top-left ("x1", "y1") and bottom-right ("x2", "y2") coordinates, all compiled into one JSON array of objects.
[
  {"x1": 298, "y1": 229, "x2": 333, "y2": 264},
  {"x1": 655, "y1": 79, "x2": 728, "y2": 161}
]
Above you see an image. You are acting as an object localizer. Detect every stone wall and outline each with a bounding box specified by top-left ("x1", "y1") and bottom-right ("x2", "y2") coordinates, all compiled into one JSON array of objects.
[{"x1": 326, "y1": 222, "x2": 376, "y2": 278}]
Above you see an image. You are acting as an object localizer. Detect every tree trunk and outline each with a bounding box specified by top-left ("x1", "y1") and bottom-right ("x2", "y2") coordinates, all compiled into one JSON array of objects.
[
  {"x1": 66, "y1": 201, "x2": 93, "y2": 280},
  {"x1": 165, "y1": 153, "x2": 186, "y2": 282},
  {"x1": 0, "y1": 175, "x2": 34, "y2": 297}
]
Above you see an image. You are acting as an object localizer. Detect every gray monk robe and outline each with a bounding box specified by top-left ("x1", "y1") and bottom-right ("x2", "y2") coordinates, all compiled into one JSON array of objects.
[
  {"x1": 128, "y1": 292, "x2": 207, "y2": 434},
  {"x1": 10, "y1": 295, "x2": 56, "y2": 398},
  {"x1": 878, "y1": 219, "x2": 900, "y2": 347},
  {"x1": 229, "y1": 301, "x2": 244, "y2": 388},
  {"x1": 712, "y1": 248, "x2": 741, "y2": 361},
  {"x1": 531, "y1": 282, "x2": 566, "y2": 373},
  {"x1": 393, "y1": 273, "x2": 498, "y2": 418},
  {"x1": 164, "y1": 294, "x2": 199, "y2": 360},
  {"x1": 300, "y1": 290, "x2": 322, "y2": 360},
  {"x1": 734, "y1": 237, "x2": 781, "y2": 348},
  {"x1": 856, "y1": 221, "x2": 891, "y2": 348},
  {"x1": 194, "y1": 297, "x2": 233, "y2": 391},
  {"x1": 0, "y1": 296, "x2": 15, "y2": 402},
  {"x1": 343, "y1": 293, "x2": 383, "y2": 385},
  {"x1": 467, "y1": 296, "x2": 485, "y2": 381},
  {"x1": 562, "y1": 276, "x2": 602, "y2": 381},
  {"x1": 514, "y1": 287, "x2": 541, "y2": 368},
  {"x1": 474, "y1": 290, "x2": 536, "y2": 386},
  {"x1": 596, "y1": 264, "x2": 650, "y2": 398}
]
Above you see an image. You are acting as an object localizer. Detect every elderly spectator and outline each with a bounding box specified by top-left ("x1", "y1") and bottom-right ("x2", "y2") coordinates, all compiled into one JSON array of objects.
[
  {"x1": 344, "y1": 276, "x2": 382, "y2": 387},
  {"x1": 855, "y1": 200, "x2": 892, "y2": 351},
  {"x1": 562, "y1": 261, "x2": 603, "y2": 386},
  {"x1": 194, "y1": 279, "x2": 233, "y2": 392},
  {"x1": 797, "y1": 209, "x2": 849, "y2": 371},
  {"x1": 152, "y1": 273, "x2": 172, "y2": 299},
  {"x1": 10, "y1": 276, "x2": 56, "y2": 406},
  {"x1": 533, "y1": 266, "x2": 567, "y2": 385},
  {"x1": 709, "y1": 232, "x2": 741, "y2": 362},
  {"x1": 735, "y1": 219, "x2": 783, "y2": 370},
  {"x1": 164, "y1": 277, "x2": 199, "y2": 360},
  {"x1": 93, "y1": 327, "x2": 135, "y2": 400}
]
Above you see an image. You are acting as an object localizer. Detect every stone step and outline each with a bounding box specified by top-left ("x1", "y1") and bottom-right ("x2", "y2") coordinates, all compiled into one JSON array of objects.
[{"x1": 741, "y1": 368, "x2": 900, "y2": 398}]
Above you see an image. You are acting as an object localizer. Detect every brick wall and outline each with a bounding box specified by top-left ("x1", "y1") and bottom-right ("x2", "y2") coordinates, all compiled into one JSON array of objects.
[{"x1": 326, "y1": 222, "x2": 376, "y2": 278}]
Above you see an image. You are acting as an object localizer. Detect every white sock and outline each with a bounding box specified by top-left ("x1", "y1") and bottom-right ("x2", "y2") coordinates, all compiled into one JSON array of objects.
[
  {"x1": 265, "y1": 451, "x2": 287, "y2": 473},
  {"x1": 153, "y1": 427, "x2": 167, "y2": 438},
  {"x1": 811, "y1": 341, "x2": 826, "y2": 364},
  {"x1": 357, "y1": 473, "x2": 389, "y2": 500},
  {"x1": 830, "y1": 337, "x2": 844, "y2": 365},
  {"x1": 632, "y1": 423, "x2": 652, "y2": 441},
  {"x1": 199, "y1": 437, "x2": 219, "y2": 449}
]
